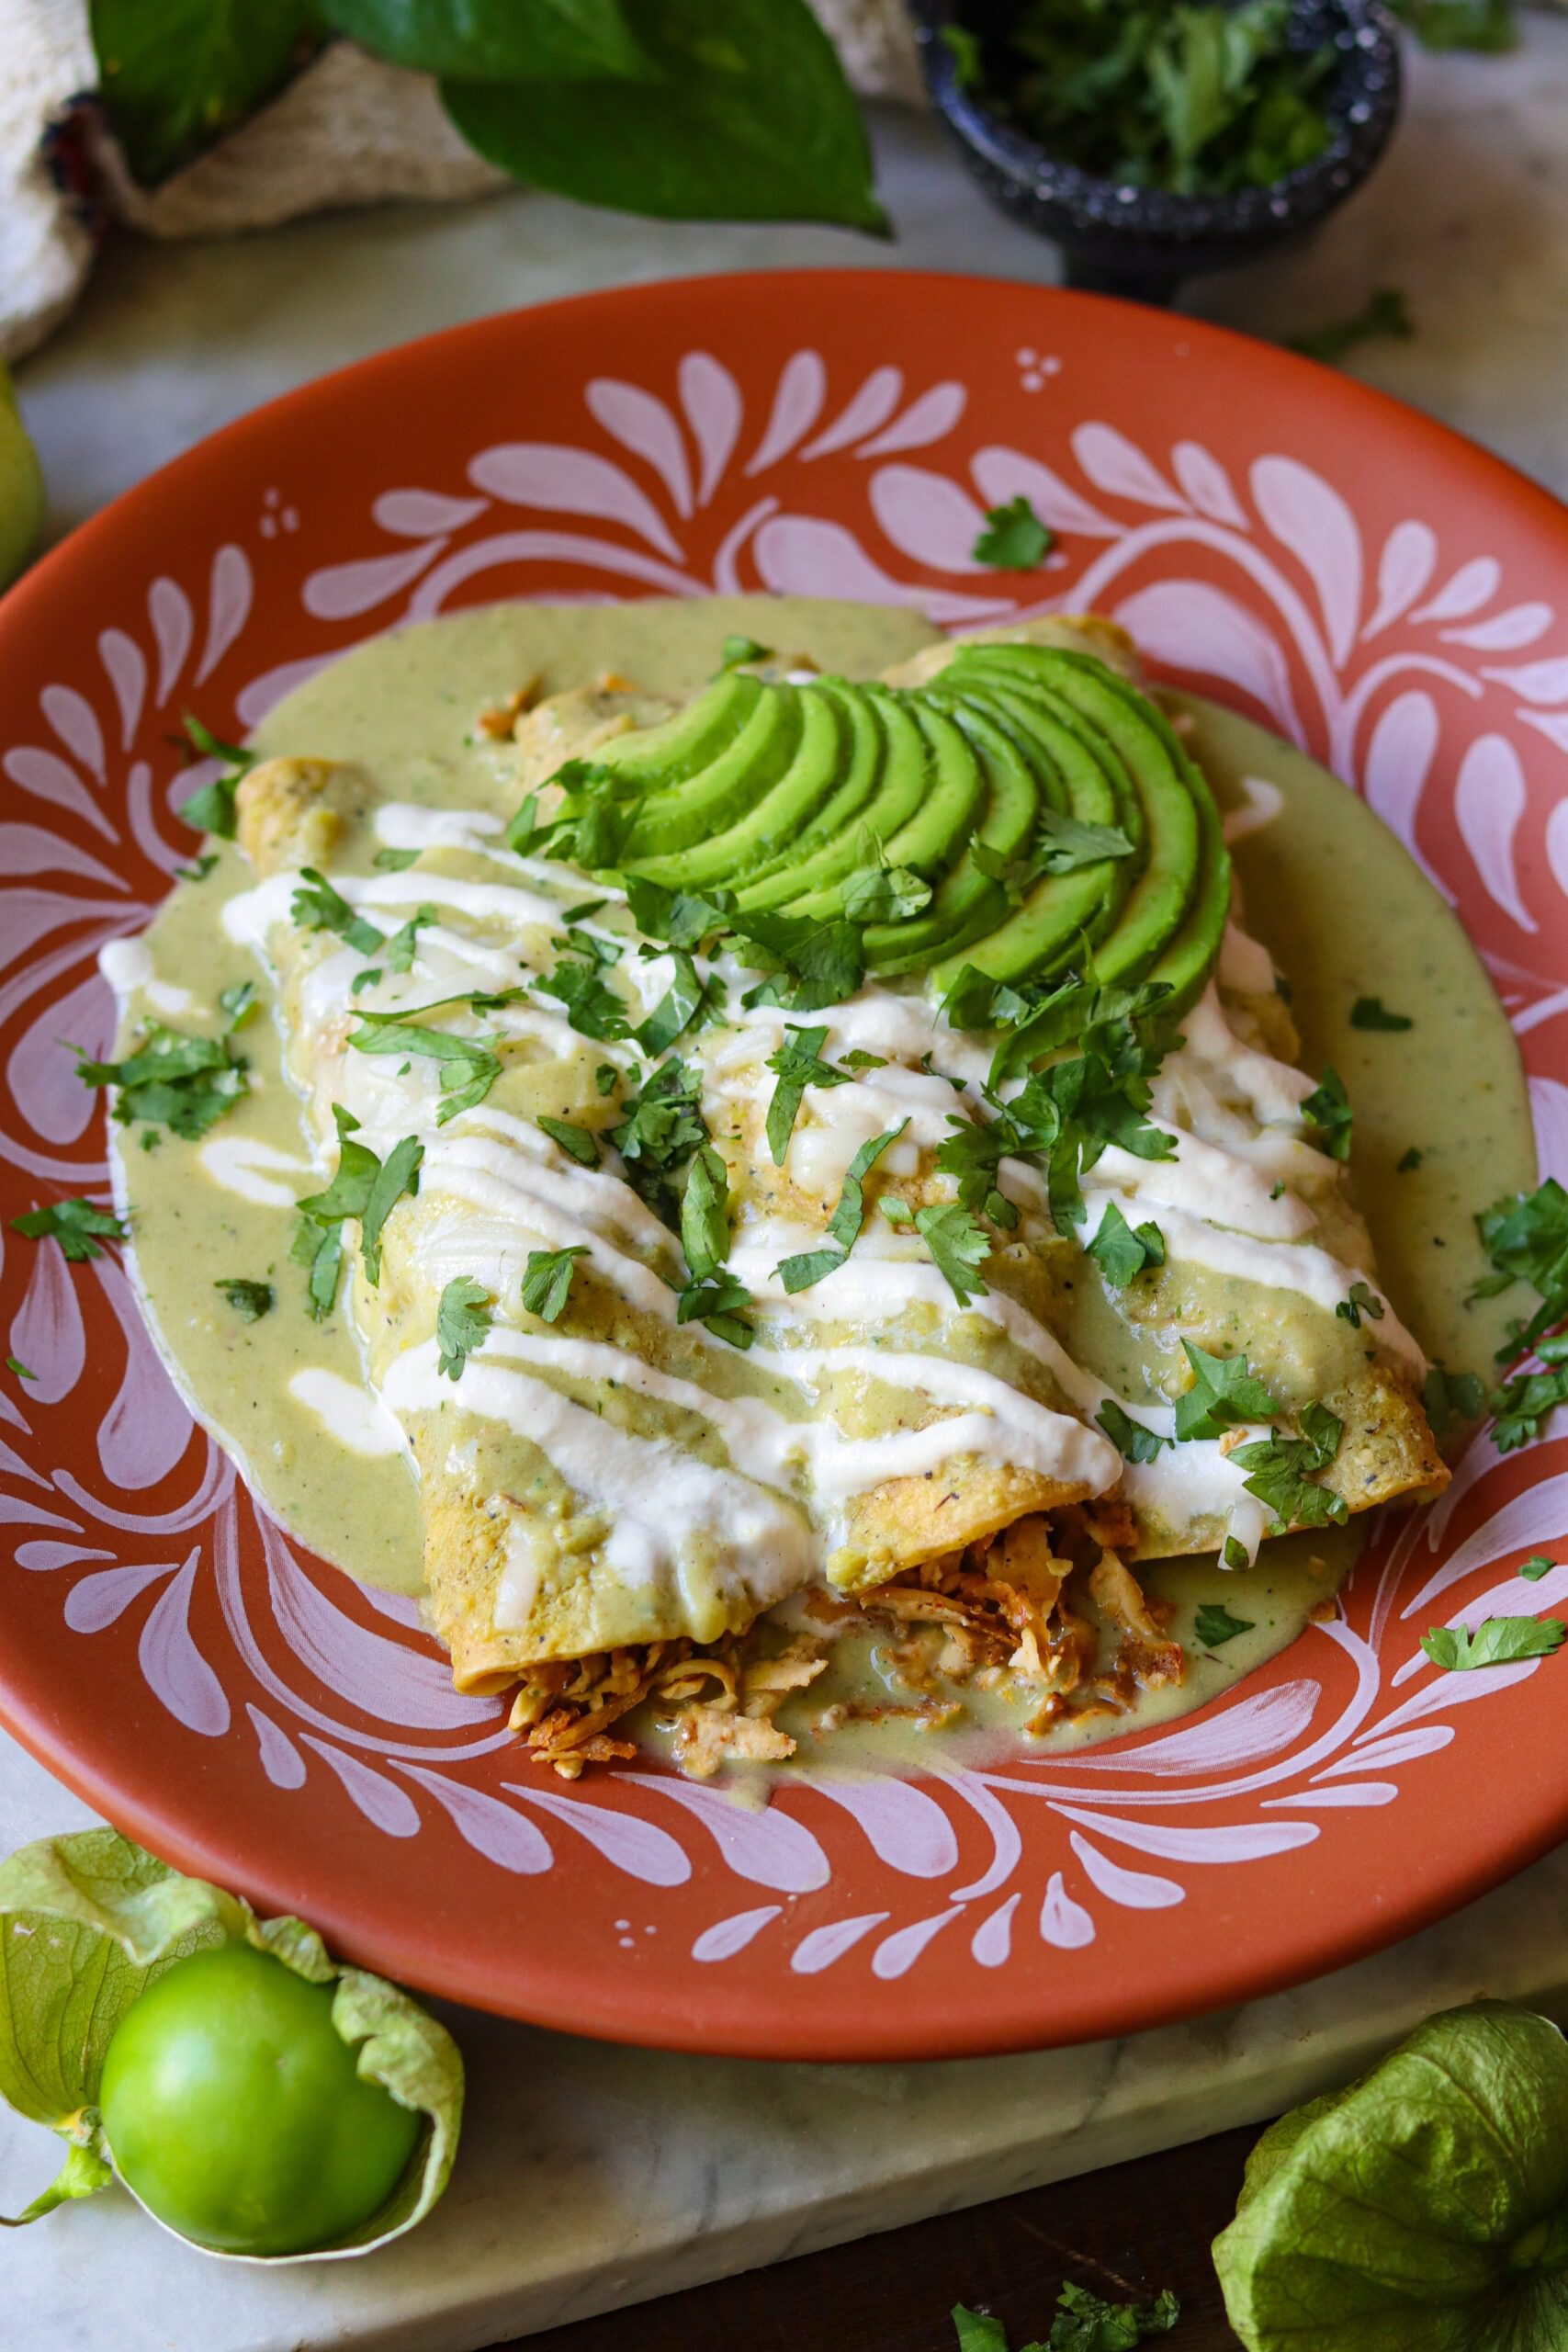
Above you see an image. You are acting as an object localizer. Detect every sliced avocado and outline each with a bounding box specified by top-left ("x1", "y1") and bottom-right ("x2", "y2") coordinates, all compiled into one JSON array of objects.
[
  {"x1": 627, "y1": 684, "x2": 846, "y2": 889},
  {"x1": 583, "y1": 670, "x2": 761, "y2": 794},
  {"x1": 861, "y1": 695, "x2": 1040, "y2": 974},
  {"x1": 618, "y1": 682, "x2": 802, "y2": 859},
  {"x1": 734, "y1": 684, "x2": 931, "y2": 910},
  {"x1": 728, "y1": 682, "x2": 886, "y2": 905}
]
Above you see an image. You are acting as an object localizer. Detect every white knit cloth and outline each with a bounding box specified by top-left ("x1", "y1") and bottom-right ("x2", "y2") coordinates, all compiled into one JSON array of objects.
[{"x1": 0, "y1": 0, "x2": 923, "y2": 363}]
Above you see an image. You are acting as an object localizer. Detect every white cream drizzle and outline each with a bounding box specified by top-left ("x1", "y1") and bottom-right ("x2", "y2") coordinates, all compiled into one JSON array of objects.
[
  {"x1": 288, "y1": 1367, "x2": 407, "y2": 1458},
  {"x1": 198, "y1": 1136, "x2": 313, "y2": 1210}
]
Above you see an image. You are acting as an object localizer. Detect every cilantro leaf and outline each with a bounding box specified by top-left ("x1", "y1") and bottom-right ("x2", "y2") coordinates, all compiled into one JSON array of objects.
[
  {"x1": 1472, "y1": 1179, "x2": 1568, "y2": 1358},
  {"x1": 10, "y1": 1196, "x2": 125, "y2": 1261},
  {"x1": 973, "y1": 810, "x2": 1134, "y2": 905},
  {"x1": 594, "y1": 1061, "x2": 620, "y2": 1098},
  {"x1": 503, "y1": 792, "x2": 538, "y2": 853},
  {"x1": 213, "y1": 1278, "x2": 273, "y2": 1322},
  {"x1": 972, "y1": 495, "x2": 1053, "y2": 571},
  {"x1": 842, "y1": 862, "x2": 932, "y2": 922},
  {"x1": 175, "y1": 852, "x2": 218, "y2": 882},
  {"x1": 775, "y1": 1123, "x2": 908, "y2": 1292},
  {"x1": 357, "y1": 1135, "x2": 423, "y2": 1284},
  {"x1": 176, "y1": 715, "x2": 255, "y2": 839},
  {"x1": 1422, "y1": 1363, "x2": 1485, "y2": 1442},
  {"x1": 1336, "y1": 1280, "x2": 1384, "y2": 1329},
  {"x1": 720, "y1": 634, "x2": 771, "y2": 669},
  {"x1": 1173, "y1": 1342, "x2": 1279, "y2": 1441},
  {"x1": 1398, "y1": 1146, "x2": 1424, "y2": 1173},
  {"x1": 1045, "y1": 2278, "x2": 1181, "y2": 2347},
  {"x1": 609, "y1": 1057, "x2": 707, "y2": 1225},
  {"x1": 730, "y1": 907, "x2": 866, "y2": 1014},
  {"x1": 382, "y1": 904, "x2": 438, "y2": 974},
  {"x1": 1288, "y1": 286, "x2": 1416, "y2": 364},
  {"x1": 1421, "y1": 1616, "x2": 1565, "y2": 1672},
  {"x1": 291, "y1": 867, "x2": 385, "y2": 958},
  {"x1": 349, "y1": 1018, "x2": 502, "y2": 1124},
  {"x1": 1302, "y1": 1066, "x2": 1353, "y2": 1160},
  {"x1": 1196, "y1": 1601, "x2": 1254, "y2": 1647},
  {"x1": 624, "y1": 875, "x2": 736, "y2": 952},
  {"x1": 763, "y1": 1024, "x2": 854, "y2": 1164},
  {"x1": 681, "y1": 1144, "x2": 731, "y2": 1284},
  {"x1": 636, "y1": 949, "x2": 722, "y2": 1057},
  {"x1": 536, "y1": 948, "x2": 631, "y2": 1042},
  {"x1": 916, "y1": 1200, "x2": 991, "y2": 1306},
  {"x1": 675, "y1": 1270, "x2": 755, "y2": 1349},
  {"x1": 219, "y1": 978, "x2": 257, "y2": 1030},
  {"x1": 1522, "y1": 1555, "x2": 1557, "y2": 1584},
  {"x1": 521, "y1": 1245, "x2": 589, "y2": 1324},
  {"x1": 1223, "y1": 1533, "x2": 1250, "y2": 1570},
  {"x1": 1087, "y1": 1201, "x2": 1165, "y2": 1290},
  {"x1": 435, "y1": 1276, "x2": 491, "y2": 1380},
  {"x1": 935, "y1": 1114, "x2": 1018, "y2": 1227},
  {"x1": 75, "y1": 1025, "x2": 248, "y2": 1139},
  {"x1": 1350, "y1": 995, "x2": 1413, "y2": 1032},
  {"x1": 1095, "y1": 1398, "x2": 1168, "y2": 1464},
  {"x1": 372, "y1": 845, "x2": 422, "y2": 872},
  {"x1": 537, "y1": 1116, "x2": 600, "y2": 1168},
  {"x1": 1230, "y1": 1408, "x2": 1347, "y2": 1532},
  {"x1": 1488, "y1": 1341, "x2": 1568, "y2": 1453},
  {"x1": 6, "y1": 1357, "x2": 36, "y2": 1381}
]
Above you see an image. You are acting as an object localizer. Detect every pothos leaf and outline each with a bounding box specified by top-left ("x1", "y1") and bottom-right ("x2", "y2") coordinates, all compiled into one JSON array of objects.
[
  {"x1": 1214, "y1": 2002, "x2": 1568, "y2": 2352},
  {"x1": 315, "y1": 0, "x2": 653, "y2": 81},
  {"x1": 0, "y1": 1829, "x2": 462, "y2": 2256},
  {"x1": 90, "y1": 0, "x2": 319, "y2": 187}
]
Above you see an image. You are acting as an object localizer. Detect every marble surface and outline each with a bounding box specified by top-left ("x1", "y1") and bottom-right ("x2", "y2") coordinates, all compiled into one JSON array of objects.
[{"x1": 5, "y1": 26, "x2": 1568, "y2": 2352}]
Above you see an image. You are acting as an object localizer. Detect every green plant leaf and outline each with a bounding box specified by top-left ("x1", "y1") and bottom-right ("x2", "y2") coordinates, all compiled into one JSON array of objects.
[
  {"x1": 0, "y1": 1829, "x2": 462, "y2": 2258},
  {"x1": 1214, "y1": 2002, "x2": 1568, "y2": 2351},
  {"x1": 436, "y1": 1275, "x2": 491, "y2": 1379},
  {"x1": 316, "y1": 0, "x2": 651, "y2": 79},
  {"x1": 89, "y1": 0, "x2": 319, "y2": 187},
  {"x1": 971, "y1": 496, "x2": 1052, "y2": 571},
  {"x1": 441, "y1": 0, "x2": 886, "y2": 232}
]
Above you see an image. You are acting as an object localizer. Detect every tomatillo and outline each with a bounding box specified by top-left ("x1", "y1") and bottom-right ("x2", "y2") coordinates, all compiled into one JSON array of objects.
[{"x1": 98, "y1": 1939, "x2": 422, "y2": 2256}]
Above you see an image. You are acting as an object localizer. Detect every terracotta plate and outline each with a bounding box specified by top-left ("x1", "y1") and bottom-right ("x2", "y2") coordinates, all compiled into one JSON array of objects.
[{"x1": 2, "y1": 272, "x2": 1566, "y2": 2062}]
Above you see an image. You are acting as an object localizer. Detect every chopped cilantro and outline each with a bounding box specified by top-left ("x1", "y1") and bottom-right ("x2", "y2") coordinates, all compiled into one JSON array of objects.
[
  {"x1": 213, "y1": 1278, "x2": 273, "y2": 1322},
  {"x1": 435, "y1": 1276, "x2": 491, "y2": 1380},
  {"x1": 1231, "y1": 1408, "x2": 1348, "y2": 1531},
  {"x1": 75, "y1": 1026, "x2": 248, "y2": 1139},
  {"x1": 879, "y1": 1195, "x2": 914, "y2": 1227},
  {"x1": 382, "y1": 904, "x2": 438, "y2": 974},
  {"x1": 536, "y1": 945, "x2": 631, "y2": 1043},
  {"x1": 1397, "y1": 1146, "x2": 1424, "y2": 1173},
  {"x1": 776, "y1": 1124, "x2": 908, "y2": 1293},
  {"x1": 1095, "y1": 1397, "x2": 1168, "y2": 1464},
  {"x1": 934, "y1": 1113, "x2": 1018, "y2": 1228},
  {"x1": 1350, "y1": 994, "x2": 1413, "y2": 1032},
  {"x1": 972, "y1": 808, "x2": 1133, "y2": 904},
  {"x1": 1224, "y1": 1534, "x2": 1250, "y2": 1571},
  {"x1": 636, "y1": 949, "x2": 722, "y2": 1057},
  {"x1": 1050, "y1": 2278, "x2": 1180, "y2": 2347},
  {"x1": 842, "y1": 861, "x2": 932, "y2": 922},
  {"x1": 218, "y1": 978, "x2": 257, "y2": 1030},
  {"x1": 680, "y1": 1144, "x2": 731, "y2": 1284},
  {"x1": 594, "y1": 1061, "x2": 620, "y2": 1098},
  {"x1": 1173, "y1": 1341, "x2": 1278, "y2": 1442},
  {"x1": 1302, "y1": 1067, "x2": 1353, "y2": 1160},
  {"x1": 971, "y1": 495, "x2": 1053, "y2": 571},
  {"x1": 521, "y1": 1245, "x2": 588, "y2": 1324},
  {"x1": 1289, "y1": 287, "x2": 1416, "y2": 365},
  {"x1": 1336, "y1": 1280, "x2": 1384, "y2": 1329},
  {"x1": 624, "y1": 875, "x2": 736, "y2": 952},
  {"x1": 372, "y1": 846, "x2": 422, "y2": 872},
  {"x1": 352, "y1": 969, "x2": 382, "y2": 995},
  {"x1": 609, "y1": 1057, "x2": 707, "y2": 1225},
  {"x1": 675, "y1": 1270, "x2": 755, "y2": 1350},
  {"x1": 537, "y1": 1116, "x2": 600, "y2": 1168},
  {"x1": 1087, "y1": 1201, "x2": 1165, "y2": 1290},
  {"x1": 729, "y1": 906, "x2": 866, "y2": 1014},
  {"x1": 176, "y1": 716, "x2": 254, "y2": 839},
  {"x1": 293, "y1": 1110, "x2": 422, "y2": 1302},
  {"x1": 915, "y1": 1200, "x2": 992, "y2": 1306},
  {"x1": 503, "y1": 792, "x2": 538, "y2": 852},
  {"x1": 357, "y1": 1136, "x2": 423, "y2": 1284},
  {"x1": 763, "y1": 1024, "x2": 855, "y2": 1164},
  {"x1": 841, "y1": 1049, "x2": 887, "y2": 1070},
  {"x1": 1421, "y1": 1616, "x2": 1564, "y2": 1672},
  {"x1": 1488, "y1": 1338, "x2": 1568, "y2": 1453},
  {"x1": 562, "y1": 899, "x2": 610, "y2": 922},
  {"x1": 719, "y1": 634, "x2": 771, "y2": 669},
  {"x1": 291, "y1": 868, "x2": 384, "y2": 958},
  {"x1": 1522, "y1": 1555, "x2": 1556, "y2": 1584},
  {"x1": 349, "y1": 1019, "x2": 502, "y2": 1125},
  {"x1": 6, "y1": 1357, "x2": 35, "y2": 1381},
  {"x1": 1472, "y1": 1179, "x2": 1568, "y2": 1359},
  {"x1": 1196, "y1": 1601, "x2": 1254, "y2": 1647},
  {"x1": 175, "y1": 853, "x2": 218, "y2": 883},
  {"x1": 1422, "y1": 1363, "x2": 1485, "y2": 1442}
]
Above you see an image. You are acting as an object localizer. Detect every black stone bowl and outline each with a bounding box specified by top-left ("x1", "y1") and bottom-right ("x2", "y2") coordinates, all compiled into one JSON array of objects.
[{"x1": 908, "y1": 0, "x2": 1403, "y2": 302}]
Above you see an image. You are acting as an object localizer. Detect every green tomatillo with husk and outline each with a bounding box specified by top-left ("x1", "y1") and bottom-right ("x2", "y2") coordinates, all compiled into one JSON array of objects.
[{"x1": 0, "y1": 1828, "x2": 463, "y2": 2259}]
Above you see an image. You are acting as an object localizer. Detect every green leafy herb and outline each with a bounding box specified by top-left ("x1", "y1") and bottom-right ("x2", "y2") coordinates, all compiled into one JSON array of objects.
[
  {"x1": 537, "y1": 1115, "x2": 600, "y2": 1168},
  {"x1": 1472, "y1": 1179, "x2": 1568, "y2": 1359},
  {"x1": 776, "y1": 1124, "x2": 907, "y2": 1293},
  {"x1": 1173, "y1": 1341, "x2": 1278, "y2": 1442},
  {"x1": 1087, "y1": 1201, "x2": 1165, "y2": 1290},
  {"x1": 503, "y1": 792, "x2": 539, "y2": 853},
  {"x1": 1422, "y1": 1616, "x2": 1566, "y2": 1669},
  {"x1": 594, "y1": 1060, "x2": 620, "y2": 1097},
  {"x1": 218, "y1": 978, "x2": 256, "y2": 1030},
  {"x1": 729, "y1": 906, "x2": 866, "y2": 1014},
  {"x1": 381, "y1": 904, "x2": 438, "y2": 975},
  {"x1": 1397, "y1": 1145, "x2": 1424, "y2": 1172},
  {"x1": 213, "y1": 1277, "x2": 273, "y2": 1322},
  {"x1": 291, "y1": 868, "x2": 383, "y2": 957},
  {"x1": 680, "y1": 1144, "x2": 730, "y2": 1284},
  {"x1": 951, "y1": 2281, "x2": 1179, "y2": 2351},
  {"x1": 608, "y1": 1056, "x2": 707, "y2": 1224},
  {"x1": 1335, "y1": 1279, "x2": 1384, "y2": 1329},
  {"x1": 10, "y1": 1196, "x2": 125, "y2": 1261},
  {"x1": 1302, "y1": 1066, "x2": 1353, "y2": 1160},
  {"x1": 435, "y1": 1275, "x2": 491, "y2": 1380},
  {"x1": 974, "y1": 809, "x2": 1134, "y2": 905},
  {"x1": 675, "y1": 1270, "x2": 755, "y2": 1349},
  {"x1": 624, "y1": 875, "x2": 736, "y2": 953},
  {"x1": 841, "y1": 861, "x2": 933, "y2": 922},
  {"x1": 6, "y1": 1356, "x2": 35, "y2": 1381},
  {"x1": 1522, "y1": 1555, "x2": 1557, "y2": 1583},
  {"x1": 536, "y1": 945, "x2": 631, "y2": 1042},
  {"x1": 990, "y1": 0, "x2": 1335, "y2": 198},
  {"x1": 915, "y1": 1201, "x2": 992, "y2": 1307},
  {"x1": 971, "y1": 496, "x2": 1053, "y2": 571},
  {"x1": 521, "y1": 1244, "x2": 589, "y2": 1325},
  {"x1": 1391, "y1": 0, "x2": 1517, "y2": 55},
  {"x1": 317, "y1": 0, "x2": 653, "y2": 80},
  {"x1": 441, "y1": 0, "x2": 886, "y2": 234},
  {"x1": 636, "y1": 948, "x2": 722, "y2": 1057},
  {"x1": 175, "y1": 852, "x2": 218, "y2": 882},
  {"x1": 1422, "y1": 1363, "x2": 1485, "y2": 1442},
  {"x1": 349, "y1": 1018, "x2": 502, "y2": 1125},
  {"x1": 763, "y1": 1024, "x2": 855, "y2": 1164},
  {"x1": 1350, "y1": 994, "x2": 1413, "y2": 1032},
  {"x1": 879, "y1": 1195, "x2": 914, "y2": 1227},
  {"x1": 1288, "y1": 286, "x2": 1416, "y2": 365},
  {"x1": 1214, "y1": 2002, "x2": 1568, "y2": 2350},
  {"x1": 357, "y1": 1136, "x2": 423, "y2": 1284},
  {"x1": 1224, "y1": 1534, "x2": 1250, "y2": 1571},
  {"x1": 719, "y1": 633, "x2": 770, "y2": 669},
  {"x1": 292, "y1": 1110, "x2": 422, "y2": 1305},
  {"x1": 1488, "y1": 1337, "x2": 1568, "y2": 1453},
  {"x1": 74, "y1": 1026, "x2": 248, "y2": 1139},
  {"x1": 372, "y1": 845, "x2": 422, "y2": 872},
  {"x1": 1230, "y1": 1411, "x2": 1348, "y2": 1532},
  {"x1": 1095, "y1": 1398, "x2": 1168, "y2": 1465},
  {"x1": 1199, "y1": 1605, "x2": 1256, "y2": 1653}
]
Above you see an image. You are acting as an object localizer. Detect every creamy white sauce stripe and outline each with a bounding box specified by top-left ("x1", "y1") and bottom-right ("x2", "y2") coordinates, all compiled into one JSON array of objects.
[{"x1": 222, "y1": 798, "x2": 1418, "y2": 1599}]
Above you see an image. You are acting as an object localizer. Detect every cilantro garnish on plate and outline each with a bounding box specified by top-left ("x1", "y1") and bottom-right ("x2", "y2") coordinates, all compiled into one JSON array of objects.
[
  {"x1": 1087, "y1": 1201, "x2": 1165, "y2": 1290},
  {"x1": 1421, "y1": 1616, "x2": 1566, "y2": 1672},
  {"x1": 10, "y1": 1197, "x2": 124, "y2": 1261},
  {"x1": 1095, "y1": 1398, "x2": 1168, "y2": 1464},
  {"x1": 763, "y1": 1024, "x2": 856, "y2": 1165},
  {"x1": 1196, "y1": 1601, "x2": 1254, "y2": 1648},
  {"x1": 176, "y1": 716, "x2": 254, "y2": 840},
  {"x1": 971, "y1": 496, "x2": 1053, "y2": 571},
  {"x1": 435, "y1": 1276, "x2": 491, "y2": 1381},
  {"x1": 1173, "y1": 1342, "x2": 1278, "y2": 1442},
  {"x1": 75, "y1": 1026, "x2": 248, "y2": 1140},
  {"x1": 213, "y1": 1278, "x2": 274, "y2": 1322},
  {"x1": 521, "y1": 1245, "x2": 589, "y2": 1325},
  {"x1": 777, "y1": 1124, "x2": 908, "y2": 1295}
]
